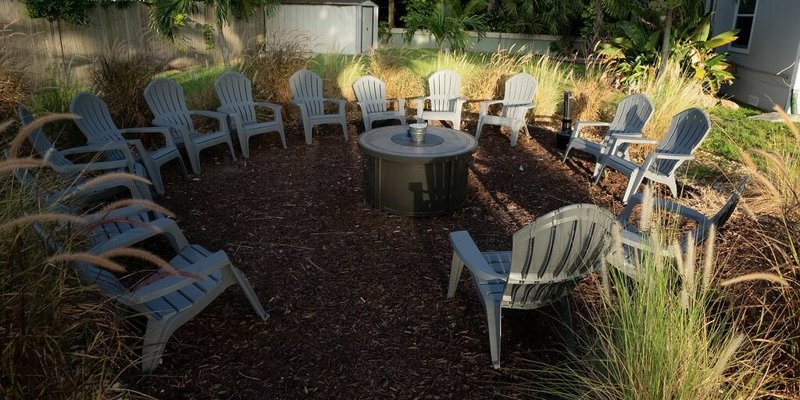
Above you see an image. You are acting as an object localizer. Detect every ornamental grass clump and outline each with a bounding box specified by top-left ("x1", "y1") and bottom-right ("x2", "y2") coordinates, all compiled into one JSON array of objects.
[
  {"x1": 92, "y1": 43, "x2": 162, "y2": 128},
  {"x1": 0, "y1": 115, "x2": 174, "y2": 397},
  {"x1": 513, "y1": 188, "x2": 785, "y2": 399}
]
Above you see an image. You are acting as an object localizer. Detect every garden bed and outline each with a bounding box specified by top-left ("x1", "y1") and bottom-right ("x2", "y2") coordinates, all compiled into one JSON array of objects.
[{"x1": 125, "y1": 113, "x2": 767, "y2": 398}]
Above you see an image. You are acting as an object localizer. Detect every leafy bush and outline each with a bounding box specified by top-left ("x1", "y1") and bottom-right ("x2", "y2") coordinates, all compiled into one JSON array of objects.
[
  {"x1": 599, "y1": 14, "x2": 737, "y2": 93},
  {"x1": 402, "y1": 0, "x2": 488, "y2": 53},
  {"x1": 92, "y1": 44, "x2": 162, "y2": 128}
]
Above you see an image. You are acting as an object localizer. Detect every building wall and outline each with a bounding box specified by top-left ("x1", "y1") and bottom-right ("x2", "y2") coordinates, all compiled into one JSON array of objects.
[
  {"x1": 265, "y1": 4, "x2": 362, "y2": 54},
  {"x1": 711, "y1": 0, "x2": 800, "y2": 111}
]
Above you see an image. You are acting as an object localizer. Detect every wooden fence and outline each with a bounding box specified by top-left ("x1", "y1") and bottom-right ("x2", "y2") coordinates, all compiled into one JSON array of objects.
[{"x1": 0, "y1": 0, "x2": 267, "y2": 83}]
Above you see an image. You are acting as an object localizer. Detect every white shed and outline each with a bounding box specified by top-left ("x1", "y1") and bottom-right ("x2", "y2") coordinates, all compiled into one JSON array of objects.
[{"x1": 264, "y1": 0, "x2": 379, "y2": 55}]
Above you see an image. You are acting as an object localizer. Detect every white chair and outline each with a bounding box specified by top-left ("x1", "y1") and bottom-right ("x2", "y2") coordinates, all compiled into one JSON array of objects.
[
  {"x1": 352, "y1": 75, "x2": 407, "y2": 130},
  {"x1": 563, "y1": 93, "x2": 654, "y2": 175},
  {"x1": 289, "y1": 69, "x2": 348, "y2": 144},
  {"x1": 448, "y1": 204, "x2": 618, "y2": 368},
  {"x1": 475, "y1": 72, "x2": 537, "y2": 146},
  {"x1": 215, "y1": 71, "x2": 286, "y2": 157},
  {"x1": 594, "y1": 107, "x2": 711, "y2": 203},
  {"x1": 413, "y1": 70, "x2": 466, "y2": 130}
]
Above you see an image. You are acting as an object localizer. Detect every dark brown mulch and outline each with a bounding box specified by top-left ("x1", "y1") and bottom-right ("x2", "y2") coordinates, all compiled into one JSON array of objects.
[{"x1": 124, "y1": 114, "x2": 703, "y2": 399}]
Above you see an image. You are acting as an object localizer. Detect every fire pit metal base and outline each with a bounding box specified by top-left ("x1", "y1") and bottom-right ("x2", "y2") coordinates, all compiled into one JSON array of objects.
[{"x1": 358, "y1": 126, "x2": 478, "y2": 217}]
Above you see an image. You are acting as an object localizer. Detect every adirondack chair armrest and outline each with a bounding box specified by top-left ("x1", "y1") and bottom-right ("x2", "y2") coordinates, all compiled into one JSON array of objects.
[
  {"x1": 410, "y1": 96, "x2": 432, "y2": 108},
  {"x1": 619, "y1": 193, "x2": 710, "y2": 228},
  {"x1": 449, "y1": 231, "x2": 507, "y2": 284},
  {"x1": 188, "y1": 110, "x2": 229, "y2": 131},
  {"x1": 118, "y1": 127, "x2": 175, "y2": 147},
  {"x1": 253, "y1": 101, "x2": 282, "y2": 113},
  {"x1": 55, "y1": 159, "x2": 133, "y2": 174},
  {"x1": 479, "y1": 100, "x2": 504, "y2": 117},
  {"x1": 608, "y1": 136, "x2": 660, "y2": 146},
  {"x1": 572, "y1": 121, "x2": 610, "y2": 138},
  {"x1": 323, "y1": 98, "x2": 347, "y2": 114},
  {"x1": 652, "y1": 152, "x2": 694, "y2": 161},
  {"x1": 127, "y1": 250, "x2": 231, "y2": 304},
  {"x1": 82, "y1": 205, "x2": 162, "y2": 224}
]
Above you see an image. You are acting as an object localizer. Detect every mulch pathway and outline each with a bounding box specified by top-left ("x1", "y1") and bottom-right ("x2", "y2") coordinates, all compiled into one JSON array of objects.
[{"x1": 125, "y1": 113, "x2": 752, "y2": 399}]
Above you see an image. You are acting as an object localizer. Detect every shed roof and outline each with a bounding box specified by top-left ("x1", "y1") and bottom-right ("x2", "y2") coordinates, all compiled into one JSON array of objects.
[{"x1": 281, "y1": 0, "x2": 377, "y2": 5}]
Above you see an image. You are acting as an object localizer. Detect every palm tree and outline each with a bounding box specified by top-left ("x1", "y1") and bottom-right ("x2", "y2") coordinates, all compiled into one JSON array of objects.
[
  {"x1": 149, "y1": 0, "x2": 279, "y2": 67},
  {"x1": 501, "y1": 0, "x2": 583, "y2": 36},
  {"x1": 402, "y1": 0, "x2": 488, "y2": 53}
]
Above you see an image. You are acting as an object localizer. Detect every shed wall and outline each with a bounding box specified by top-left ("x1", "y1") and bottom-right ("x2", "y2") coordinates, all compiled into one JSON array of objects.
[{"x1": 265, "y1": 4, "x2": 362, "y2": 54}]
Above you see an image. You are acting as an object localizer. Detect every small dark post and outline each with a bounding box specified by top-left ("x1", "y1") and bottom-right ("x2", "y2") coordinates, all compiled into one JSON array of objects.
[{"x1": 556, "y1": 91, "x2": 572, "y2": 149}]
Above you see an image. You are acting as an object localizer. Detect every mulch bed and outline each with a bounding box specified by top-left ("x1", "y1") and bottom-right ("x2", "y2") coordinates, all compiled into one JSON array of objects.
[{"x1": 125, "y1": 112, "x2": 765, "y2": 399}]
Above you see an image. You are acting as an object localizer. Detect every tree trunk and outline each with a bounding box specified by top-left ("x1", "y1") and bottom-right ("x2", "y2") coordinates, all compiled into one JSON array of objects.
[
  {"x1": 218, "y1": 21, "x2": 230, "y2": 68},
  {"x1": 388, "y1": 0, "x2": 395, "y2": 28},
  {"x1": 56, "y1": 19, "x2": 67, "y2": 76},
  {"x1": 658, "y1": 1, "x2": 674, "y2": 78},
  {"x1": 590, "y1": 0, "x2": 604, "y2": 53}
]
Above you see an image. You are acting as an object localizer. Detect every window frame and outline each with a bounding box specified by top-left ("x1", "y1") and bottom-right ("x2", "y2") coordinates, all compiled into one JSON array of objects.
[{"x1": 729, "y1": 0, "x2": 758, "y2": 54}]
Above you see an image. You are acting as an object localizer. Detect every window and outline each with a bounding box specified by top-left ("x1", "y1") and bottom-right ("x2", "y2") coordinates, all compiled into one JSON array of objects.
[{"x1": 730, "y1": 0, "x2": 757, "y2": 52}]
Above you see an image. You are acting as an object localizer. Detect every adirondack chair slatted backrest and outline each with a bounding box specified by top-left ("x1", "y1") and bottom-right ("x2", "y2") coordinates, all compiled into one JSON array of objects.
[
  {"x1": 353, "y1": 76, "x2": 388, "y2": 114},
  {"x1": 653, "y1": 107, "x2": 710, "y2": 176},
  {"x1": 70, "y1": 92, "x2": 129, "y2": 162},
  {"x1": 428, "y1": 70, "x2": 461, "y2": 112},
  {"x1": 215, "y1": 72, "x2": 258, "y2": 123},
  {"x1": 290, "y1": 69, "x2": 326, "y2": 116},
  {"x1": 18, "y1": 106, "x2": 71, "y2": 167},
  {"x1": 31, "y1": 221, "x2": 132, "y2": 298},
  {"x1": 144, "y1": 78, "x2": 196, "y2": 133},
  {"x1": 506, "y1": 204, "x2": 617, "y2": 309},
  {"x1": 608, "y1": 93, "x2": 654, "y2": 134},
  {"x1": 501, "y1": 73, "x2": 537, "y2": 121}
]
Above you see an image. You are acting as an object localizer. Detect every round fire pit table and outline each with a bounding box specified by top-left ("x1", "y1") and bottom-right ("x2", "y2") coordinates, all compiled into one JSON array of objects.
[{"x1": 357, "y1": 126, "x2": 478, "y2": 216}]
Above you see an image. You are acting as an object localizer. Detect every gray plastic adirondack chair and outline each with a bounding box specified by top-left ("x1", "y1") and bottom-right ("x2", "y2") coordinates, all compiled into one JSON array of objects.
[
  {"x1": 70, "y1": 92, "x2": 187, "y2": 195},
  {"x1": 447, "y1": 204, "x2": 618, "y2": 368},
  {"x1": 475, "y1": 73, "x2": 537, "y2": 146},
  {"x1": 214, "y1": 71, "x2": 287, "y2": 157},
  {"x1": 35, "y1": 218, "x2": 269, "y2": 372},
  {"x1": 594, "y1": 107, "x2": 711, "y2": 204},
  {"x1": 18, "y1": 106, "x2": 153, "y2": 201},
  {"x1": 352, "y1": 75, "x2": 407, "y2": 130},
  {"x1": 144, "y1": 77, "x2": 236, "y2": 174},
  {"x1": 289, "y1": 69, "x2": 348, "y2": 144},
  {"x1": 413, "y1": 70, "x2": 466, "y2": 130},
  {"x1": 562, "y1": 93, "x2": 654, "y2": 171},
  {"x1": 613, "y1": 176, "x2": 750, "y2": 277}
]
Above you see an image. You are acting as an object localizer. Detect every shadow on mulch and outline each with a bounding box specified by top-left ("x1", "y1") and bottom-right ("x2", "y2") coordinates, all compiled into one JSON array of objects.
[{"x1": 126, "y1": 113, "x2": 637, "y2": 399}]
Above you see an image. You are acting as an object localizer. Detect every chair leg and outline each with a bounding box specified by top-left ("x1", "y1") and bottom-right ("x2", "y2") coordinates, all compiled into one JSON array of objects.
[
  {"x1": 592, "y1": 165, "x2": 605, "y2": 184},
  {"x1": 185, "y1": 142, "x2": 201, "y2": 174},
  {"x1": 510, "y1": 122, "x2": 521, "y2": 147},
  {"x1": 486, "y1": 300, "x2": 502, "y2": 369},
  {"x1": 238, "y1": 131, "x2": 250, "y2": 158},
  {"x1": 562, "y1": 144, "x2": 572, "y2": 162},
  {"x1": 142, "y1": 320, "x2": 168, "y2": 372},
  {"x1": 149, "y1": 167, "x2": 166, "y2": 196},
  {"x1": 666, "y1": 177, "x2": 678, "y2": 197},
  {"x1": 341, "y1": 120, "x2": 348, "y2": 141},
  {"x1": 175, "y1": 154, "x2": 190, "y2": 179},
  {"x1": 447, "y1": 251, "x2": 464, "y2": 298},
  {"x1": 555, "y1": 297, "x2": 576, "y2": 353},
  {"x1": 226, "y1": 138, "x2": 237, "y2": 161},
  {"x1": 303, "y1": 122, "x2": 313, "y2": 145},
  {"x1": 453, "y1": 117, "x2": 462, "y2": 131},
  {"x1": 622, "y1": 169, "x2": 646, "y2": 204},
  {"x1": 475, "y1": 117, "x2": 485, "y2": 141},
  {"x1": 277, "y1": 126, "x2": 287, "y2": 149},
  {"x1": 230, "y1": 266, "x2": 270, "y2": 320}
]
